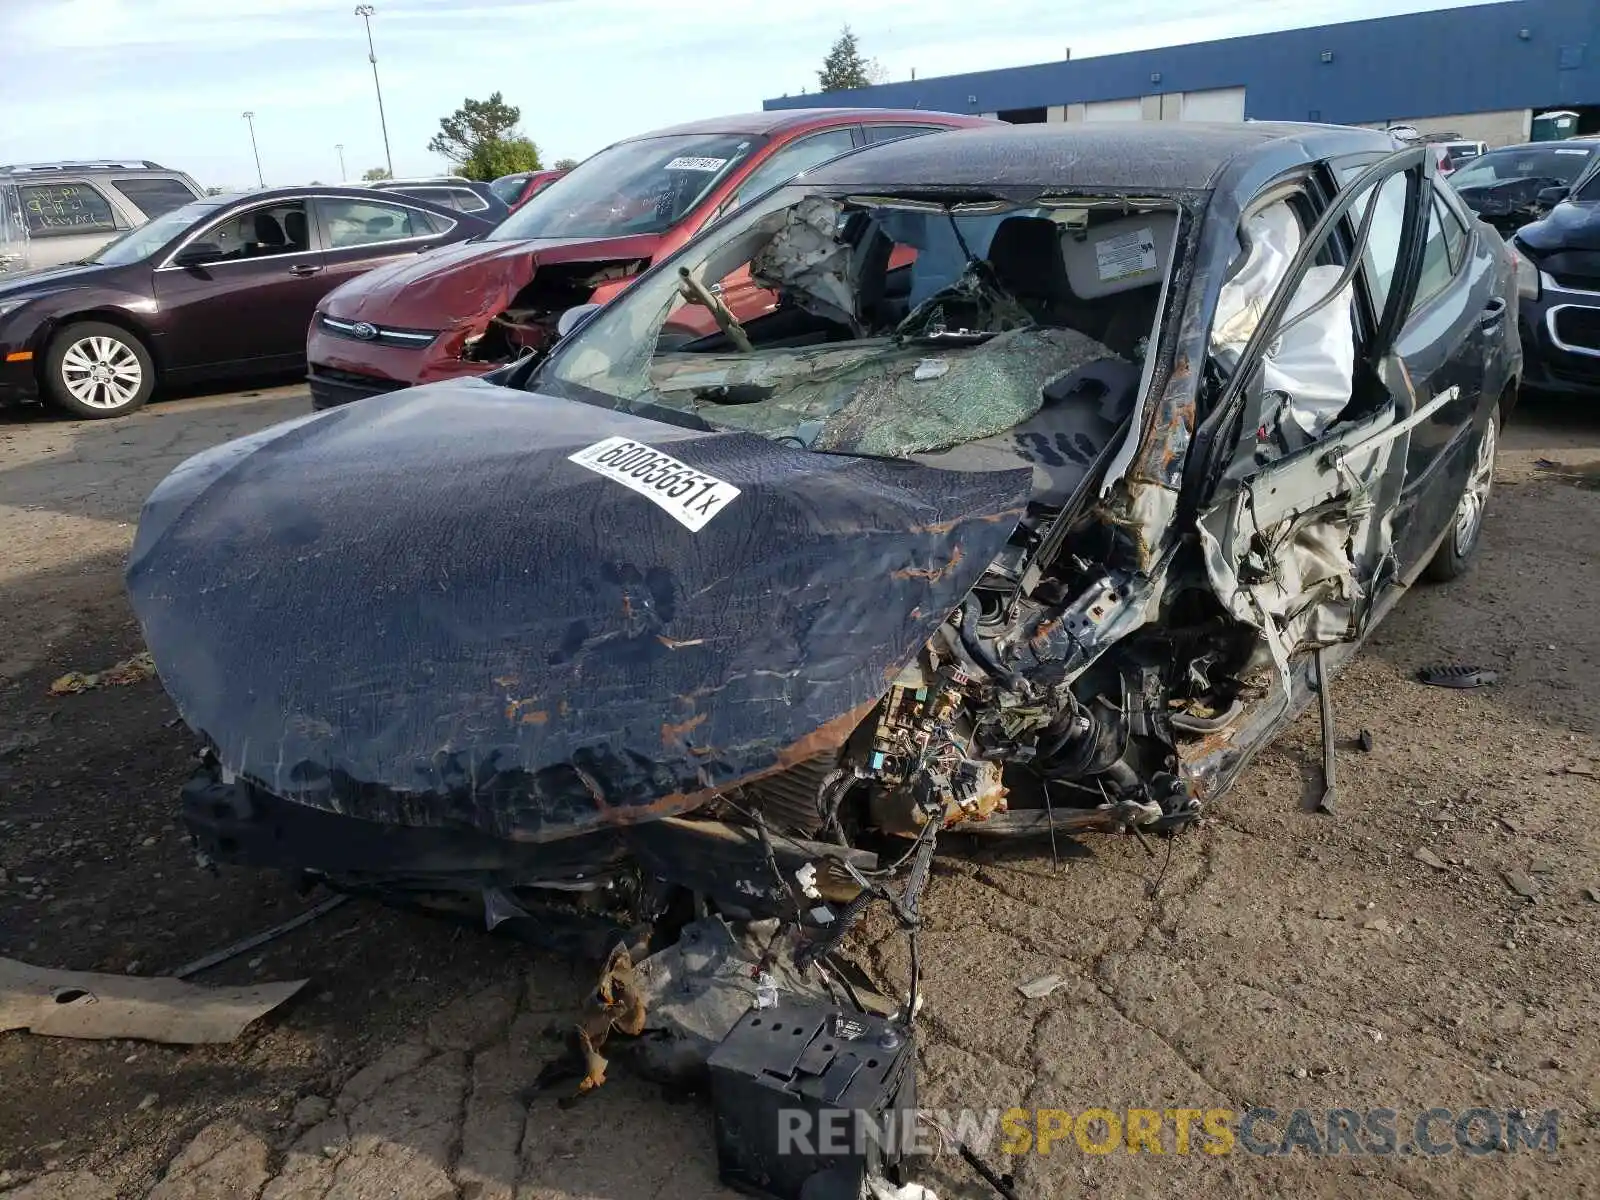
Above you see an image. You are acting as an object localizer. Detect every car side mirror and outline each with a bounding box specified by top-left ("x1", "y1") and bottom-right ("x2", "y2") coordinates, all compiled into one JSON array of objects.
[
  {"x1": 1536, "y1": 185, "x2": 1570, "y2": 206},
  {"x1": 174, "y1": 241, "x2": 223, "y2": 268},
  {"x1": 556, "y1": 303, "x2": 602, "y2": 339}
]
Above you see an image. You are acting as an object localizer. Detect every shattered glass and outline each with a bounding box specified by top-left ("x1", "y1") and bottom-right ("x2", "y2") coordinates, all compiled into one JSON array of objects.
[{"x1": 649, "y1": 326, "x2": 1112, "y2": 457}]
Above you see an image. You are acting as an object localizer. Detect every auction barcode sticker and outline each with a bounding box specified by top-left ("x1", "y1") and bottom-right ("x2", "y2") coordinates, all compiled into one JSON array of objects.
[
  {"x1": 664, "y1": 156, "x2": 729, "y2": 172},
  {"x1": 568, "y1": 437, "x2": 741, "y2": 531}
]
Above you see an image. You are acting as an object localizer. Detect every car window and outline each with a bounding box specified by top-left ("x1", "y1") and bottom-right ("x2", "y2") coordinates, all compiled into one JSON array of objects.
[
  {"x1": 1447, "y1": 146, "x2": 1594, "y2": 190},
  {"x1": 1574, "y1": 167, "x2": 1600, "y2": 202},
  {"x1": 97, "y1": 199, "x2": 222, "y2": 266},
  {"x1": 319, "y1": 198, "x2": 435, "y2": 248},
  {"x1": 864, "y1": 124, "x2": 945, "y2": 144},
  {"x1": 1341, "y1": 169, "x2": 1408, "y2": 319},
  {"x1": 489, "y1": 175, "x2": 527, "y2": 204},
  {"x1": 488, "y1": 133, "x2": 760, "y2": 241},
  {"x1": 110, "y1": 176, "x2": 200, "y2": 219},
  {"x1": 398, "y1": 186, "x2": 486, "y2": 213},
  {"x1": 731, "y1": 128, "x2": 859, "y2": 207},
  {"x1": 194, "y1": 201, "x2": 310, "y2": 261},
  {"x1": 18, "y1": 181, "x2": 118, "y2": 238}
]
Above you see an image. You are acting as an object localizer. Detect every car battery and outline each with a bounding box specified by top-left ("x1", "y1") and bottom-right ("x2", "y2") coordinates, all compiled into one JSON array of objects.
[{"x1": 708, "y1": 1000, "x2": 917, "y2": 1200}]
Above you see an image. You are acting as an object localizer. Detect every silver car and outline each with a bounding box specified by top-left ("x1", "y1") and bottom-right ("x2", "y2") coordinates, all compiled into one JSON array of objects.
[{"x1": 0, "y1": 160, "x2": 203, "y2": 274}]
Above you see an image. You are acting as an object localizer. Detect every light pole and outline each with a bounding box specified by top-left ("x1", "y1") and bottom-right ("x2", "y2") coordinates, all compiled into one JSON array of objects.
[
  {"x1": 335, "y1": 143, "x2": 347, "y2": 181},
  {"x1": 241, "y1": 111, "x2": 264, "y2": 188},
  {"x1": 354, "y1": 5, "x2": 394, "y2": 178}
]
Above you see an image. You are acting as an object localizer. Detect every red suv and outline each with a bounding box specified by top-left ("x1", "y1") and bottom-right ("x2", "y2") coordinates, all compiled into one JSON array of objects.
[{"x1": 307, "y1": 108, "x2": 991, "y2": 408}]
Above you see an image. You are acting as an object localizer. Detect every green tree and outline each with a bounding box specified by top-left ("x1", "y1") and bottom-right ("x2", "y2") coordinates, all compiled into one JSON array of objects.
[
  {"x1": 427, "y1": 92, "x2": 543, "y2": 181},
  {"x1": 553, "y1": 157, "x2": 579, "y2": 171},
  {"x1": 362, "y1": 166, "x2": 392, "y2": 181},
  {"x1": 818, "y1": 24, "x2": 872, "y2": 92}
]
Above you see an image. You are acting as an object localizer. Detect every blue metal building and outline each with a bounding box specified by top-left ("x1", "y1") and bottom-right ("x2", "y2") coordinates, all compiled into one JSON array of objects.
[{"x1": 764, "y1": 0, "x2": 1600, "y2": 145}]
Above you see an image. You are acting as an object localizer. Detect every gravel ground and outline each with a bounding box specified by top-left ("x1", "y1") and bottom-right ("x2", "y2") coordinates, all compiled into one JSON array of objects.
[{"x1": 0, "y1": 387, "x2": 1596, "y2": 1200}]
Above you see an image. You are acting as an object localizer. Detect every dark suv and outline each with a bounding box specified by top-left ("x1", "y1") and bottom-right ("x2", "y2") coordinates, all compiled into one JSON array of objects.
[{"x1": 1511, "y1": 158, "x2": 1600, "y2": 394}]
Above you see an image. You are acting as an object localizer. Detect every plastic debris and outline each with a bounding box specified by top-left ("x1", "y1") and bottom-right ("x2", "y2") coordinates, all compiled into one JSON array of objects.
[
  {"x1": 1016, "y1": 972, "x2": 1068, "y2": 999},
  {"x1": 1416, "y1": 664, "x2": 1498, "y2": 689},
  {"x1": 169, "y1": 894, "x2": 350, "y2": 979},
  {"x1": 49, "y1": 651, "x2": 157, "y2": 696}
]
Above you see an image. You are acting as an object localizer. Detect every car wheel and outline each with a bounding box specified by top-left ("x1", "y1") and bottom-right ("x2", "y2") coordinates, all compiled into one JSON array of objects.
[
  {"x1": 43, "y1": 321, "x2": 155, "y2": 419},
  {"x1": 1423, "y1": 402, "x2": 1499, "y2": 582}
]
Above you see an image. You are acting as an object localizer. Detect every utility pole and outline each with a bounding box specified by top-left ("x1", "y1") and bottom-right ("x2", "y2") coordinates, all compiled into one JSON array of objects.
[
  {"x1": 335, "y1": 143, "x2": 347, "y2": 181},
  {"x1": 354, "y1": 5, "x2": 394, "y2": 178},
  {"x1": 241, "y1": 111, "x2": 264, "y2": 187}
]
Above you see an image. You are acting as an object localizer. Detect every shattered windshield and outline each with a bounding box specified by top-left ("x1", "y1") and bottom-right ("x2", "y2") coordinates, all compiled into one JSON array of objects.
[
  {"x1": 487, "y1": 134, "x2": 761, "y2": 241},
  {"x1": 536, "y1": 184, "x2": 1179, "y2": 463}
]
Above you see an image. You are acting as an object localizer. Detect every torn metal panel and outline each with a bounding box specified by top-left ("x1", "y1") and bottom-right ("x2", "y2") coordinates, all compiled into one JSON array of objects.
[
  {"x1": 0, "y1": 958, "x2": 304, "y2": 1044},
  {"x1": 127, "y1": 382, "x2": 1031, "y2": 843}
]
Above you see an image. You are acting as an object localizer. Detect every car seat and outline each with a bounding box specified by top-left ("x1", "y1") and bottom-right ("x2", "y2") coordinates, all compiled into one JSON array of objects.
[
  {"x1": 252, "y1": 212, "x2": 286, "y2": 255},
  {"x1": 986, "y1": 216, "x2": 1072, "y2": 319},
  {"x1": 282, "y1": 209, "x2": 309, "y2": 252}
]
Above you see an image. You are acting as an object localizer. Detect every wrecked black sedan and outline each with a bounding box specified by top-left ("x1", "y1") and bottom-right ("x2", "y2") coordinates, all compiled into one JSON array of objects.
[{"x1": 129, "y1": 122, "x2": 1519, "y2": 956}]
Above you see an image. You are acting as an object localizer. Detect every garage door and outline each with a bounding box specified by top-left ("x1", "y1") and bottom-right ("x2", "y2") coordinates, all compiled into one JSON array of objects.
[
  {"x1": 1181, "y1": 87, "x2": 1246, "y2": 122},
  {"x1": 1083, "y1": 98, "x2": 1143, "y2": 122}
]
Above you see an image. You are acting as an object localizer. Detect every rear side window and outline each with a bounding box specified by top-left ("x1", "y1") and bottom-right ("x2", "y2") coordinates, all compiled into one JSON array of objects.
[
  {"x1": 398, "y1": 186, "x2": 487, "y2": 213},
  {"x1": 731, "y1": 128, "x2": 859, "y2": 207},
  {"x1": 1413, "y1": 191, "x2": 1468, "y2": 312},
  {"x1": 18, "y1": 182, "x2": 118, "y2": 237},
  {"x1": 111, "y1": 176, "x2": 200, "y2": 219},
  {"x1": 320, "y1": 199, "x2": 440, "y2": 247},
  {"x1": 864, "y1": 124, "x2": 945, "y2": 144}
]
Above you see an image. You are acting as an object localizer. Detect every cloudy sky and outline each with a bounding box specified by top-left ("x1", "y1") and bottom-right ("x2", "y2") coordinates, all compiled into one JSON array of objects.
[{"x1": 1, "y1": 0, "x2": 1480, "y2": 190}]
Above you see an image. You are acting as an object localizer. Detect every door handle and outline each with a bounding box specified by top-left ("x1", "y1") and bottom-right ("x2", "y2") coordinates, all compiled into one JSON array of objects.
[
  {"x1": 288, "y1": 263, "x2": 322, "y2": 277},
  {"x1": 1478, "y1": 297, "x2": 1506, "y2": 327}
]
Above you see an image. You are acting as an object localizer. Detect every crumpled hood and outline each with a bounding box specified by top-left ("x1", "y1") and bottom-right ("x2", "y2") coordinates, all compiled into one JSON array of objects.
[
  {"x1": 1516, "y1": 199, "x2": 1600, "y2": 253},
  {"x1": 126, "y1": 379, "x2": 1030, "y2": 842},
  {"x1": 319, "y1": 232, "x2": 664, "y2": 328}
]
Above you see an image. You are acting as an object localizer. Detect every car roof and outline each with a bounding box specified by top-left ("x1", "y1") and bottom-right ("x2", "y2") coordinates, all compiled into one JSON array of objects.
[
  {"x1": 625, "y1": 107, "x2": 985, "y2": 140},
  {"x1": 801, "y1": 121, "x2": 1396, "y2": 193},
  {"x1": 0, "y1": 159, "x2": 181, "y2": 175}
]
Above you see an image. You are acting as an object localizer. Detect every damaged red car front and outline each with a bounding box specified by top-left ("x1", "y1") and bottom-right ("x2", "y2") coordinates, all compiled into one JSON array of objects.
[{"x1": 305, "y1": 108, "x2": 991, "y2": 410}]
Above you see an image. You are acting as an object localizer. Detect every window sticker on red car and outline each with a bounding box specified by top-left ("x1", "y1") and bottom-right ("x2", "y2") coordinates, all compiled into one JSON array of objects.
[
  {"x1": 664, "y1": 156, "x2": 730, "y2": 172},
  {"x1": 568, "y1": 437, "x2": 740, "y2": 531}
]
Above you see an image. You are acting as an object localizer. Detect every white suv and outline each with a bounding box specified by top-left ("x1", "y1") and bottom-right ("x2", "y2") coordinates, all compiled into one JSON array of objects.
[{"x1": 0, "y1": 160, "x2": 204, "y2": 274}]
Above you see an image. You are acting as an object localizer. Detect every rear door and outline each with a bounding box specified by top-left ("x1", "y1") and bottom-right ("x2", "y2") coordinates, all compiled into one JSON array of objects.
[
  {"x1": 1334, "y1": 154, "x2": 1493, "y2": 571},
  {"x1": 153, "y1": 197, "x2": 328, "y2": 372}
]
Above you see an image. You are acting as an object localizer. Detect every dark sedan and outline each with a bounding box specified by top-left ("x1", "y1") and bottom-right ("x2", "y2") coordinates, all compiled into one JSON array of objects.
[
  {"x1": 1448, "y1": 140, "x2": 1600, "y2": 237},
  {"x1": 0, "y1": 185, "x2": 494, "y2": 418},
  {"x1": 132, "y1": 124, "x2": 1520, "y2": 974}
]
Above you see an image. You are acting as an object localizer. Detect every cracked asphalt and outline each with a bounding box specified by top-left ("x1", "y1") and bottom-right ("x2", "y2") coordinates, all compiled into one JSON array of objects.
[{"x1": 1, "y1": 387, "x2": 1598, "y2": 1199}]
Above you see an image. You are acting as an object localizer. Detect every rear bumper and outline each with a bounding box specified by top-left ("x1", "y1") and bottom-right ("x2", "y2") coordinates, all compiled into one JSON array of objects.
[{"x1": 1520, "y1": 276, "x2": 1600, "y2": 396}]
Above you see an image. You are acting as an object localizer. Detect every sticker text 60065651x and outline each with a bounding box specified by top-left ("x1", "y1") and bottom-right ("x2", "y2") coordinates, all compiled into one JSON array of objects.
[{"x1": 567, "y1": 437, "x2": 741, "y2": 532}]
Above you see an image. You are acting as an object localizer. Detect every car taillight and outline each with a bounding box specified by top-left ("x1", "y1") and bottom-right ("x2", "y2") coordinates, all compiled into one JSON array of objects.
[{"x1": 1507, "y1": 241, "x2": 1539, "y2": 301}]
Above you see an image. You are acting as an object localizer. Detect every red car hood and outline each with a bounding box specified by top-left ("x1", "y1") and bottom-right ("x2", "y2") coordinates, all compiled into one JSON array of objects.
[{"x1": 321, "y1": 231, "x2": 666, "y2": 328}]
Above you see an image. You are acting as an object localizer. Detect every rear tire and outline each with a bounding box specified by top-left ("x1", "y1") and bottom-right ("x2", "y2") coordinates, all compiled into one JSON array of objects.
[
  {"x1": 43, "y1": 321, "x2": 155, "y2": 419},
  {"x1": 1422, "y1": 402, "x2": 1499, "y2": 582}
]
